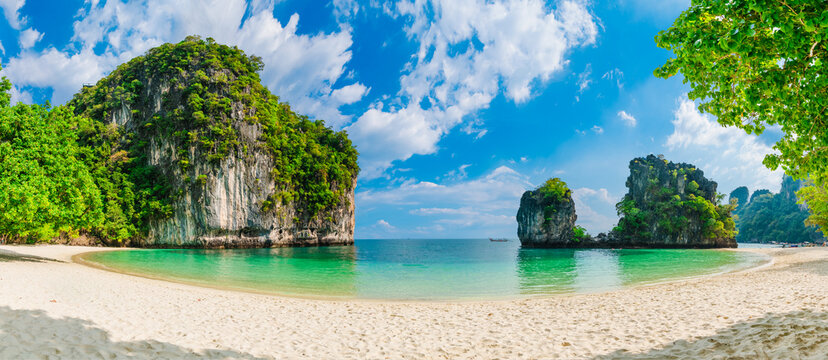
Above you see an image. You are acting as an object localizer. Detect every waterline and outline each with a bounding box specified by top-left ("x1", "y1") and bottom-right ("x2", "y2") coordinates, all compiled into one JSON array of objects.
[{"x1": 78, "y1": 239, "x2": 769, "y2": 301}]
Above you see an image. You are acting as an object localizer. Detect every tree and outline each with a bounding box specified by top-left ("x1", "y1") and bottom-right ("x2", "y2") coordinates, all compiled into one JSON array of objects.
[
  {"x1": 0, "y1": 67, "x2": 105, "y2": 242},
  {"x1": 655, "y1": 1, "x2": 827, "y2": 181},
  {"x1": 796, "y1": 180, "x2": 828, "y2": 238}
]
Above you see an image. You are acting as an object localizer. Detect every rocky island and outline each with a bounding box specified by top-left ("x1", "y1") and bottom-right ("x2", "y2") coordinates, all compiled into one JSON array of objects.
[
  {"x1": 517, "y1": 154, "x2": 737, "y2": 248},
  {"x1": 729, "y1": 176, "x2": 825, "y2": 244},
  {"x1": 0, "y1": 37, "x2": 359, "y2": 248},
  {"x1": 516, "y1": 178, "x2": 586, "y2": 248}
]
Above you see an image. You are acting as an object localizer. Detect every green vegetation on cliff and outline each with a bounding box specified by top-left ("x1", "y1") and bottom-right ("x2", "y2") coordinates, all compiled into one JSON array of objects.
[
  {"x1": 536, "y1": 177, "x2": 571, "y2": 226},
  {"x1": 614, "y1": 155, "x2": 736, "y2": 244},
  {"x1": 0, "y1": 37, "x2": 359, "y2": 244},
  {"x1": 731, "y1": 177, "x2": 824, "y2": 243}
]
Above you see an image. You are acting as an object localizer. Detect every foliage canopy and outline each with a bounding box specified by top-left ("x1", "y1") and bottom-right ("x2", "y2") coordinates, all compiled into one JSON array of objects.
[
  {"x1": 655, "y1": 0, "x2": 828, "y2": 182},
  {"x1": 536, "y1": 177, "x2": 571, "y2": 226},
  {"x1": 0, "y1": 67, "x2": 104, "y2": 242}
]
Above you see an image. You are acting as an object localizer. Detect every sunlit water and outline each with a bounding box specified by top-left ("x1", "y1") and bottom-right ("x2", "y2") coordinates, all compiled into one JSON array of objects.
[{"x1": 79, "y1": 239, "x2": 768, "y2": 300}]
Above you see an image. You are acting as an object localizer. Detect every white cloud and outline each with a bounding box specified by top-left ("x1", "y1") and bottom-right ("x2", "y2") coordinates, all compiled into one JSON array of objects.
[
  {"x1": 602, "y1": 68, "x2": 624, "y2": 89},
  {"x1": 330, "y1": 83, "x2": 368, "y2": 104},
  {"x1": 0, "y1": 0, "x2": 26, "y2": 29},
  {"x1": 332, "y1": 0, "x2": 360, "y2": 18},
  {"x1": 410, "y1": 207, "x2": 513, "y2": 227},
  {"x1": 8, "y1": 85, "x2": 32, "y2": 105},
  {"x1": 665, "y1": 97, "x2": 783, "y2": 192},
  {"x1": 348, "y1": 0, "x2": 598, "y2": 178},
  {"x1": 2, "y1": 0, "x2": 364, "y2": 127},
  {"x1": 348, "y1": 107, "x2": 442, "y2": 178},
  {"x1": 358, "y1": 165, "x2": 533, "y2": 235},
  {"x1": 591, "y1": 125, "x2": 604, "y2": 134},
  {"x1": 375, "y1": 219, "x2": 396, "y2": 231},
  {"x1": 0, "y1": 39, "x2": 4, "y2": 55},
  {"x1": 4, "y1": 48, "x2": 118, "y2": 104},
  {"x1": 577, "y1": 63, "x2": 592, "y2": 93},
  {"x1": 617, "y1": 110, "x2": 637, "y2": 127},
  {"x1": 18, "y1": 28, "x2": 42, "y2": 49},
  {"x1": 441, "y1": 163, "x2": 472, "y2": 181},
  {"x1": 572, "y1": 187, "x2": 619, "y2": 234}
]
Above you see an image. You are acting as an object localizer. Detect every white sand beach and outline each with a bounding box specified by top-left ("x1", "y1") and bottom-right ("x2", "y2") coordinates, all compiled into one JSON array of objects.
[{"x1": 0, "y1": 245, "x2": 826, "y2": 359}]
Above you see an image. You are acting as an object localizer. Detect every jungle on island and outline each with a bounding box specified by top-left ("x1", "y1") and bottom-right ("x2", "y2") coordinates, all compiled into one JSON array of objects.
[{"x1": 0, "y1": 37, "x2": 358, "y2": 244}]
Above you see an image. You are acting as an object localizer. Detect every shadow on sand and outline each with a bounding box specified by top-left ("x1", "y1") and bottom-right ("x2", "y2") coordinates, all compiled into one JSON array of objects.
[
  {"x1": 0, "y1": 249, "x2": 55, "y2": 263},
  {"x1": 0, "y1": 306, "x2": 266, "y2": 359},
  {"x1": 594, "y1": 310, "x2": 828, "y2": 359}
]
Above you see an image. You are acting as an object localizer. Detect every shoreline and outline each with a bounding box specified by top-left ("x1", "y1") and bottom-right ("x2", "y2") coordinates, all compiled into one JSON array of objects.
[
  {"x1": 70, "y1": 247, "x2": 774, "y2": 304},
  {"x1": 1, "y1": 244, "x2": 826, "y2": 358}
]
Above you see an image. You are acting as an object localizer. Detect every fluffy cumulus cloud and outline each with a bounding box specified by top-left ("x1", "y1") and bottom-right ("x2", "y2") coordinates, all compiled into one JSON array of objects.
[
  {"x1": 617, "y1": 110, "x2": 637, "y2": 127},
  {"x1": 1, "y1": 0, "x2": 364, "y2": 127},
  {"x1": 356, "y1": 165, "x2": 533, "y2": 237},
  {"x1": 348, "y1": 0, "x2": 598, "y2": 178},
  {"x1": 665, "y1": 97, "x2": 783, "y2": 192},
  {"x1": 0, "y1": 0, "x2": 26, "y2": 29},
  {"x1": 17, "y1": 28, "x2": 42, "y2": 49}
]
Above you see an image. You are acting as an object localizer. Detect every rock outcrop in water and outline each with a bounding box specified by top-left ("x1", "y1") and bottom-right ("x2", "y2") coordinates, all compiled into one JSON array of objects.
[
  {"x1": 516, "y1": 155, "x2": 737, "y2": 248},
  {"x1": 516, "y1": 178, "x2": 581, "y2": 248},
  {"x1": 613, "y1": 155, "x2": 737, "y2": 248},
  {"x1": 68, "y1": 36, "x2": 358, "y2": 248}
]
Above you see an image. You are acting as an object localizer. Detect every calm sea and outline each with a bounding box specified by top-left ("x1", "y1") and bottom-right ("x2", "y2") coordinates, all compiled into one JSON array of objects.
[{"x1": 80, "y1": 239, "x2": 768, "y2": 300}]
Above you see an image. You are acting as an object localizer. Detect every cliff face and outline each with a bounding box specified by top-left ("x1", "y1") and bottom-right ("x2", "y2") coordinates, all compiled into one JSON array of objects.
[
  {"x1": 69, "y1": 37, "x2": 357, "y2": 248},
  {"x1": 516, "y1": 178, "x2": 578, "y2": 248},
  {"x1": 614, "y1": 155, "x2": 736, "y2": 248},
  {"x1": 141, "y1": 127, "x2": 356, "y2": 248}
]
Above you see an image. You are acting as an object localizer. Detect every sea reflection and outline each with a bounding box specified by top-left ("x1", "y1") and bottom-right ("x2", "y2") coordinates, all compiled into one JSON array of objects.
[
  {"x1": 516, "y1": 248, "x2": 577, "y2": 294},
  {"x1": 516, "y1": 248, "x2": 624, "y2": 294}
]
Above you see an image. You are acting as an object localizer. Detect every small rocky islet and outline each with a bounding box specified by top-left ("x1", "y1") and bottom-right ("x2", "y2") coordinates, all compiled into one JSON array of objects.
[{"x1": 517, "y1": 154, "x2": 738, "y2": 248}]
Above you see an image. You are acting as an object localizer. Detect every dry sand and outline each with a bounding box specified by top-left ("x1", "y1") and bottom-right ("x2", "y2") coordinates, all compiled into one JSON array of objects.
[{"x1": 0, "y1": 245, "x2": 826, "y2": 359}]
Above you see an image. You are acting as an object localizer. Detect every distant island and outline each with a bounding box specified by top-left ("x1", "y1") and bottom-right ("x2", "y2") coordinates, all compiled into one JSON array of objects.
[
  {"x1": 0, "y1": 37, "x2": 358, "y2": 248},
  {"x1": 729, "y1": 176, "x2": 825, "y2": 244},
  {"x1": 517, "y1": 154, "x2": 737, "y2": 248}
]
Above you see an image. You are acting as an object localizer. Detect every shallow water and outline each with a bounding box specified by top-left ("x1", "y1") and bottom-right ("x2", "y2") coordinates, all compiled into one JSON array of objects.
[{"x1": 80, "y1": 239, "x2": 768, "y2": 300}]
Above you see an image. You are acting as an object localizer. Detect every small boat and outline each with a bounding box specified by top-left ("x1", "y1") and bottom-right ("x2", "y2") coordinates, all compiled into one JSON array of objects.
[{"x1": 489, "y1": 238, "x2": 509, "y2": 242}]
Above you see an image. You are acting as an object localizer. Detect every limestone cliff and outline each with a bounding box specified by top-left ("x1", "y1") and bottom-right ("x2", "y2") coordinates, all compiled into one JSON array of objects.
[
  {"x1": 516, "y1": 178, "x2": 579, "y2": 248},
  {"x1": 69, "y1": 37, "x2": 358, "y2": 248},
  {"x1": 614, "y1": 155, "x2": 737, "y2": 248},
  {"x1": 515, "y1": 156, "x2": 737, "y2": 249}
]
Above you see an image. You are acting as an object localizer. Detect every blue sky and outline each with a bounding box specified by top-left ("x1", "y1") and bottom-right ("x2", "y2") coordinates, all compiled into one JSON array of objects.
[{"x1": 0, "y1": 0, "x2": 784, "y2": 238}]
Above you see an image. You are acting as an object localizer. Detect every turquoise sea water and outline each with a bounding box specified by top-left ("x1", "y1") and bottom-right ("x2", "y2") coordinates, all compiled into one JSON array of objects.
[{"x1": 79, "y1": 239, "x2": 768, "y2": 300}]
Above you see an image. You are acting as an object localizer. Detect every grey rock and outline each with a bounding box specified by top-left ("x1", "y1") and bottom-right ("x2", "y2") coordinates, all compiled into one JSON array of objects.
[{"x1": 516, "y1": 188, "x2": 577, "y2": 248}]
